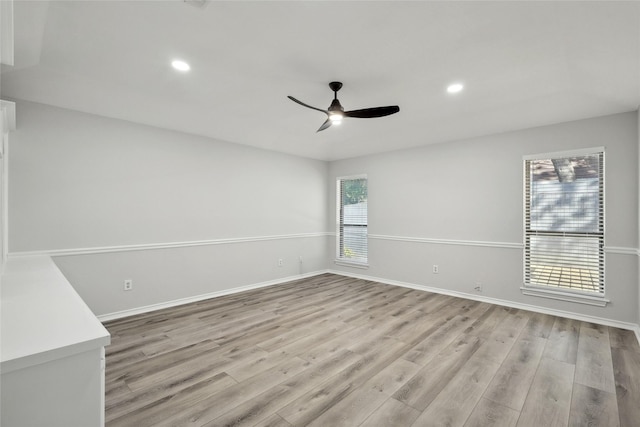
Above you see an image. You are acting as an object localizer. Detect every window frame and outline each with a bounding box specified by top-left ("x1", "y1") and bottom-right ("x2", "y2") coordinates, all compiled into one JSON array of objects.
[
  {"x1": 335, "y1": 174, "x2": 369, "y2": 268},
  {"x1": 521, "y1": 147, "x2": 608, "y2": 306}
]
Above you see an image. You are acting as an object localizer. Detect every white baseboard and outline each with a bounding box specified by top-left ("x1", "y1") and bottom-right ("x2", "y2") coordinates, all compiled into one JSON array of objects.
[
  {"x1": 328, "y1": 269, "x2": 640, "y2": 335},
  {"x1": 98, "y1": 270, "x2": 329, "y2": 322},
  {"x1": 98, "y1": 267, "x2": 640, "y2": 347}
]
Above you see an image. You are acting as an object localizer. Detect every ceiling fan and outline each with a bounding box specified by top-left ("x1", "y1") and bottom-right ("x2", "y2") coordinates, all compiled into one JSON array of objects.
[{"x1": 288, "y1": 81, "x2": 400, "y2": 132}]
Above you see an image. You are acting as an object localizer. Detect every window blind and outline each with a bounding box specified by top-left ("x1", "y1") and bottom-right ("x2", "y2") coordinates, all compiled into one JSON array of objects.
[
  {"x1": 524, "y1": 151, "x2": 604, "y2": 294},
  {"x1": 337, "y1": 177, "x2": 368, "y2": 263}
]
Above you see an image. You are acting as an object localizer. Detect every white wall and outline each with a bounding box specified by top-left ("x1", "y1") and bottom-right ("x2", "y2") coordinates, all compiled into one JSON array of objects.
[
  {"x1": 9, "y1": 101, "x2": 329, "y2": 316},
  {"x1": 329, "y1": 112, "x2": 639, "y2": 325}
]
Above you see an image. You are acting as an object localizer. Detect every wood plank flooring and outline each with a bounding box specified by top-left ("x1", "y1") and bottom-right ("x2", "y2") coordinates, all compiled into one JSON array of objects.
[{"x1": 104, "y1": 274, "x2": 640, "y2": 427}]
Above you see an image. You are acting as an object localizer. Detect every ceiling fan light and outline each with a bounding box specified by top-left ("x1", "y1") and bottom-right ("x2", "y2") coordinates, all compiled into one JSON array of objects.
[{"x1": 329, "y1": 113, "x2": 343, "y2": 123}]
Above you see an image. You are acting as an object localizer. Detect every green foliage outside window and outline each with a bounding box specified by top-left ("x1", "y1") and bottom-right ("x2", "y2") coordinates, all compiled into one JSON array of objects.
[{"x1": 342, "y1": 179, "x2": 367, "y2": 205}]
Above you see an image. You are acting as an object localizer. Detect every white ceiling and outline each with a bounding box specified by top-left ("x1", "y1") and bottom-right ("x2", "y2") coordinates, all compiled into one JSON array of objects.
[{"x1": 2, "y1": 1, "x2": 639, "y2": 161}]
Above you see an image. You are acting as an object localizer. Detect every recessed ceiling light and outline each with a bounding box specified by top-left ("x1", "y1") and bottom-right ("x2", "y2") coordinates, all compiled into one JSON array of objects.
[
  {"x1": 447, "y1": 83, "x2": 464, "y2": 94},
  {"x1": 171, "y1": 60, "x2": 190, "y2": 72}
]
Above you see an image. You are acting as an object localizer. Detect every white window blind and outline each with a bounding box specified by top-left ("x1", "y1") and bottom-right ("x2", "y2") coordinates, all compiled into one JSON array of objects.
[
  {"x1": 337, "y1": 176, "x2": 368, "y2": 264},
  {"x1": 524, "y1": 150, "x2": 604, "y2": 295}
]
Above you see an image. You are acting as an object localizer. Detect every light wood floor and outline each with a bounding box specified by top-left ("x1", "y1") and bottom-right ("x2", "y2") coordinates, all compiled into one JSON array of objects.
[{"x1": 104, "y1": 274, "x2": 640, "y2": 427}]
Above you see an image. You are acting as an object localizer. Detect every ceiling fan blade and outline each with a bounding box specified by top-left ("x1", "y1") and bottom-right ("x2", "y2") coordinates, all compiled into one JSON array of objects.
[
  {"x1": 344, "y1": 106, "x2": 400, "y2": 118},
  {"x1": 316, "y1": 118, "x2": 332, "y2": 132},
  {"x1": 287, "y1": 96, "x2": 328, "y2": 114}
]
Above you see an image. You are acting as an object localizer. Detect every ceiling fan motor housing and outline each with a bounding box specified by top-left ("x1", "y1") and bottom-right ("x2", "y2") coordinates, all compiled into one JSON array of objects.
[{"x1": 329, "y1": 98, "x2": 344, "y2": 113}]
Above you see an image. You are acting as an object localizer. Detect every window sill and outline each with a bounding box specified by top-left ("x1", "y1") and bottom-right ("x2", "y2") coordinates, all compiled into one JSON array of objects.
[
  {"x1": 520, "y1": 285, "x2": 609, "y2": 307},
  {"x1": 334, "y1": 259, "x2": 369, "y2": 269}
]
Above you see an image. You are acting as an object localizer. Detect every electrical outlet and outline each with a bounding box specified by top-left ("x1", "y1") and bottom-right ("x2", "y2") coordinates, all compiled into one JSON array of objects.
[
  {"x1": 278, "y1": 259, "x2": 283, "y2": 267},
  {"x1": 432, "y1": 265, "x2": 439, "y2": 274},
  {"x1": 299, "y1": 256, "x2": 303, "y2": 264},
  {"x1": 123, "y1": 279, "x2": 133, "y2": 291},
  {"x1": 474, "y1": 283, "x2": 482, "y2": 292}
]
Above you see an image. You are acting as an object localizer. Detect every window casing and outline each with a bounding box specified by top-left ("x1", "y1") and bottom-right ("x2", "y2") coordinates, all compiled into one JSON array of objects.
[
  {"x1": 523, "y1": 149, "x2": 605, "y2": 301},
  {"x1": 336, "y1": 176, "x2": 368, "y2": 266}
]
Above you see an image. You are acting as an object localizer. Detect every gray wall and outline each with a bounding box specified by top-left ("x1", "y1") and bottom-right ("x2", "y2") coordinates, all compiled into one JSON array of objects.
[
  {"x1": 329, "y1": 112, "x2": 639, "y2": 324},
  {"x1": 9, "y1": 101, "x2": 329, "y2": 316},
  {"x1": 9, "y1": 101, "x2": 328, "y2": 250},
  {"x1": 8, "y1": 101, "x2": 640, "y2": 326}
]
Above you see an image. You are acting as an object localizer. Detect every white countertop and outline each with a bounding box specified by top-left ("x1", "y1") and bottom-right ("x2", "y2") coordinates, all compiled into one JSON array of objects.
[{"x1": 1, "y1": 256, "x2": 110, "y2": 373}]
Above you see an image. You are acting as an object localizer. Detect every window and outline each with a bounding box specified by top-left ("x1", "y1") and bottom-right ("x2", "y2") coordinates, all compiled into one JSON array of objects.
[
  {"x1": 523, "y1": 149, "x2": 605, "y2": 302},
  {"x1": 337, "y1": 176, "x2": 368, "y2": 266}
]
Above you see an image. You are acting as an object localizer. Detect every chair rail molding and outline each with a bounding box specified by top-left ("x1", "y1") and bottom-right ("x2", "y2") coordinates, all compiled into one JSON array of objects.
[{"x1": 8, "y1": 232, "x2": 332, "y2": 258}]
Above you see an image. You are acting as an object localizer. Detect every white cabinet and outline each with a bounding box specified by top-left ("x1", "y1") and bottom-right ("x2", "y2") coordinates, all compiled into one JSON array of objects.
[{"x1": 1, "y1": 256, "x2": 110, "y2": 427}]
